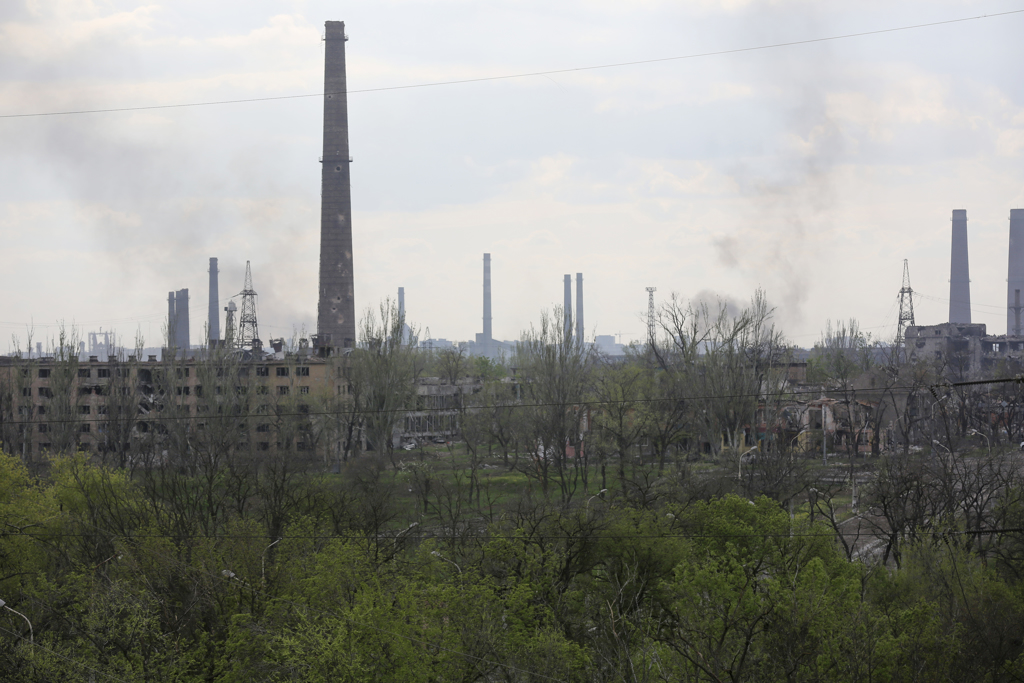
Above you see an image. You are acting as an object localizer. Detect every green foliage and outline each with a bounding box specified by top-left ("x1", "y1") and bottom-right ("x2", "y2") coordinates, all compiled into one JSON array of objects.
[{"x1": 3, "y1": 445, "x2": 1024, "y2": 681}]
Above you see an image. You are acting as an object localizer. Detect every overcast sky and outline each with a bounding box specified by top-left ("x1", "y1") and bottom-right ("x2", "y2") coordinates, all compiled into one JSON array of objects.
[{"x1": 2, "y1": 0, "x2": 1023, "y2": 352}]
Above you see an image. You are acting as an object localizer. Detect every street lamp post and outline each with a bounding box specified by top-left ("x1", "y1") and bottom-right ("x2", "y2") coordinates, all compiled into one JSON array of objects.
[
  {"x1": 431, "y1": 550, "x2": 462, "y2": 574},
  {"x1": 0, "y1": 598, "x2": 33, "y2": 644},
  {"x1": 738, "y1": 446, "x2": 758, "y2": 482},
  {"x1": 968, "y1": 428, "x2": 991, "y2": 457}
]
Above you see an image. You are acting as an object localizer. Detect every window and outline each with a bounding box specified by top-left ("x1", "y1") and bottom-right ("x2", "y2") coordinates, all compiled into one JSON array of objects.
[
  {"x1": 276, "y1": 367, "x2": 289, "y2": 377},
  {"x1": 97, "y1": 368, "x2": 110, "y2": 378},
  {"x1": 38, "y1": 388, "x2": 52, "y2": 398},
  {"x1": 277, "y1": 386, "x2": 289, "y2": 395},
  {"x1": 256, "y1": 423, "x2": 271, "y2": 433},
  {"x1": 80, "y1": 424, "x2": 91, "y2": 433},
  {"x1": 79, "y1": 405, "x2": 91, "y2": 415},
  {"x1": 176, "y1": 368, "x2": 190, "y2": 378},
  {"x1": 296, "y1": 367, "x2": 310, "y2": 377},
  {"x1": 257, "y1": 442, "x2": 270, "y2": 451},
  {"x1": 93, "y1": 386, "x2": 104, "y2": 396},
  {"x1": 38, "y1": 369, "x2": 50, "y2": 378},
  {"x1": 22, "y1": 388, "x2": 31, "y2": 397},
  {"x1": 37, "y1": 405, "x2": 46, "y2": 415},
  {"x1": 78, "y1": 368, "x2": 91, "y2": 378},
  {"x1": 256, "y1": 386, "x2": 268, "y2": 395},
  {"x1": 256, "y1": 366, "x2": 269, "y2": 377},
  {"x1": 97, "y1": 406, "x2": 107, "y2": 415},
  {"x1": 300, "y1": 386, "x2": 310, "y2": 395},
  {"x1": 39, "y1": 424, "x2": 48, "y2": 433}
]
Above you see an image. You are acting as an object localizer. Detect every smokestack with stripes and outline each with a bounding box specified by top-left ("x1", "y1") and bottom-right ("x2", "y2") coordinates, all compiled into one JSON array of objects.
[
  {"x1": 564, "y1": 274, "x2": 572, "y2": 340},
  {"x1": 948, "y1": 210, "x2": 971, "y2": 324},
  {"x1": 576, "y1": 273, "x2": 584, "y2": 342},
  {"x1": 1009, "y1": 209, "x2": 1024, "y2": 335},
  {"x1": 208, "y1": 257, "x2": 220, "y2": 345}
]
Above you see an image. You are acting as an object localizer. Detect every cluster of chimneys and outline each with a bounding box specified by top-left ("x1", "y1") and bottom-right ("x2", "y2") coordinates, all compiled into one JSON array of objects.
[
  {"x1": 476, "y1": 254, "x2": 584, "y2": 345},
  {"x1": 948, "y1": 209, "x2": 1024, "y2": 335},
  {"x1": 167, "y1": 257, "x2": 227, "y2": 352}
]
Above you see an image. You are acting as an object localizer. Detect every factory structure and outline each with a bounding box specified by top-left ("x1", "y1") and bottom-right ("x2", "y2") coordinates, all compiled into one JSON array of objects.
[{"x1": 905, "y1": 208, "x2": 1024, "y2": 376}]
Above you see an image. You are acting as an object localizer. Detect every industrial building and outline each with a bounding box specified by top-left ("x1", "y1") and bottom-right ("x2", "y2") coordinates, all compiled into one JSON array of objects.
[{"x1": 905, "y1": 208, "x2": 1024, "y2": 376}]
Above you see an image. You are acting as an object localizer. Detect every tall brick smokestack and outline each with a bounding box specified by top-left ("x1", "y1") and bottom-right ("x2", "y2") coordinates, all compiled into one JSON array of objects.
[
  {"x1": 208, "y1": 257, "x2": 220, "y2": 344},
  {"x1": 576, "y1": 273, "x2": 584, "y2": 342},
  {"x1": 317, "y1": 21, "x2": 356, "y2": 351},
  {"x1": 1009, "y1": 209, "x2": 1024, "y2": 335},
  {"x1": 564, "y1": 274, "x2": 572, "y2": 340},
  {"x1": 948, "y1": 210, "x2": 971, "y2": 324},
  {"x1": 483, "y1": 253, "x2": 492, "y2": 342}
]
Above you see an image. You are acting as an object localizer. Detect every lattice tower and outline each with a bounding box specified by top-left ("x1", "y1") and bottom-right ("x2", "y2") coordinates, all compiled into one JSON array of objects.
[
  {"x1": 646, "y1": 287, "x2": 657, "y2": 346},
  {"x1": 897, "y1": 259, "x2": 916, "y2": 344},
  {"x1": 238, "y1": 261, "x2": 260, "y2": 350}
]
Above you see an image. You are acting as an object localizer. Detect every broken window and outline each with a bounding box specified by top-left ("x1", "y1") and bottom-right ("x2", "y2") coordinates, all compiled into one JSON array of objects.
[
  {"x1": 97, "y1": 369, "x2": 110, "y2": 378},
  {"x1": 296, "y1": 367, "x2": 309, "y2": 377},
  {"x1": 276, "y1": 367, "x2": 289, "y2": 377},
  {"x1": 79, "y1": 405, "x2": 91, "y2": 415},
  {"x1": 300, "y1": 386, "x2": 310, "y2": 395},
  {"x1": 256, "y1": 366, "x2": 269, "y2": 377},
  {"x1": 38, "y1": 369, "x2": 50, "y2": 378},
  {"x1": 78, "y1": 369, "x2": 91, "y2": 378},
  {"x1": 277, "y1": 386, "x2": 289, "y2": 396}
]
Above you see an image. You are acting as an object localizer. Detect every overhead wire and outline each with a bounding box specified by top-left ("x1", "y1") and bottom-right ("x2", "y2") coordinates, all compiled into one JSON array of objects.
[{"x1": 1, "y1": 9, "x2": 1022, "y2": 119}]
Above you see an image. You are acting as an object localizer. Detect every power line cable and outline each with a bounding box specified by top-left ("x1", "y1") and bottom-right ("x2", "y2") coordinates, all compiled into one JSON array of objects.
[{"x1": 1, "y1": 9, "x2": 1022, "y2": 119}]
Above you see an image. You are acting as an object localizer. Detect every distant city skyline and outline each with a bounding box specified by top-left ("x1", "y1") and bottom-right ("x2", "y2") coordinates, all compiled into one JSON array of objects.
[{"x1": 1, "y1": 1, "x2": 1023, "y2": 353}]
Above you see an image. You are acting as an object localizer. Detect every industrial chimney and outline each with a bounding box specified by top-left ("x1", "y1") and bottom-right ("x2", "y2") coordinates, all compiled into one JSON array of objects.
[
  {"x1": 208, "y1": 257, "x2": 220, "y2": 345},
  {"x1": 167, "y1": 291, "x2": 176, "y2": 348},
  {"x1": 1009, "y1": 209, "x2": 1024, "y2": 336},
  {"x1": 174, "y1": 289, "x2": 190, "y2": 352},
  {"x1": 483, "y1": 253, "x2": 492, "y2": 343},
  {"x1": 576, "y1": 273, "x2": 584, "y2": 343},
  {"x1": 316, "y1": 20, "x2": 356, "y2": 352},
  {"x1": 948, "y1": 210, "x2": 971, "y2": 324},
  {"x1": 564, "y1": 274, "x2": 573, "y2": 340},
  {"x1": 398, "y1": 286, "x2": 407, "y2": 344}
]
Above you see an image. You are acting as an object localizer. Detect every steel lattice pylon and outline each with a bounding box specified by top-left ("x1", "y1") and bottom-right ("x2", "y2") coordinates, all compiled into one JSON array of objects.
[
  {"x1": 237, "y1": 261, "x2": 260, "y2": 350},
  {"x1": 897, "y1": 259, "x2": 916, "y2": 344},
  {"x1": 646, "y1": 287, "x2": 657, "y2": 347}
]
